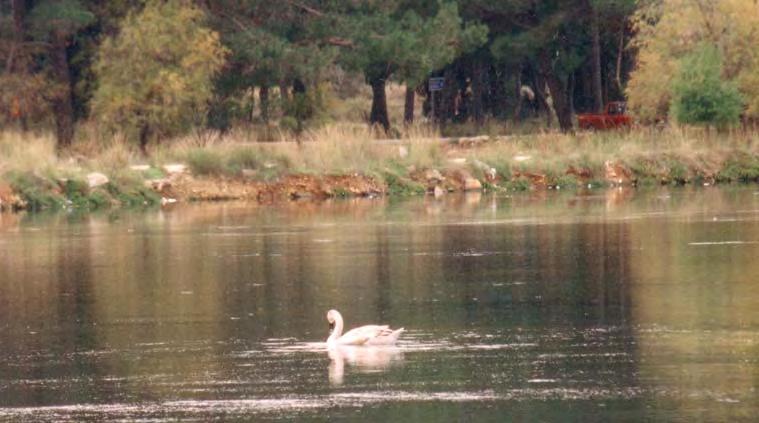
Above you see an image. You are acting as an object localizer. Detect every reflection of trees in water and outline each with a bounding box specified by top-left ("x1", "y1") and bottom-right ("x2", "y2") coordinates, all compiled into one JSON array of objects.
[{"x1": 629, "y1": 213, "x2": 759, "y2": 421}]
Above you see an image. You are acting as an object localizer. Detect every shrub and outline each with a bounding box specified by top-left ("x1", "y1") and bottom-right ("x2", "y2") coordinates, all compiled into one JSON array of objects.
[{"x1": 671, "y1": 45, "x2": 744, "y2": 130}]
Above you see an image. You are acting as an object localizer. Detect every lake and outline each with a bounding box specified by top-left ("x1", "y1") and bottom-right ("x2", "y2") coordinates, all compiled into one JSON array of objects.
[{"x1": 1, "y1": 187, "x2": 758, "y2": 421}]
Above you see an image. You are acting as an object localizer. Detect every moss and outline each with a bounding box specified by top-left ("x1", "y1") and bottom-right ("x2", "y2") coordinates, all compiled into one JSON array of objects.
[
  {"x1": 553, "y1": 174, "x2": 580, "y2": 189},
  {"x1": 382, "y1": 170, "x2": 426, "y2": 196},
  {"x1": 6, "y1": 171, "x2": 65, "y2": 211},
  {"x1": 668, "y1": 160, "x2": 689, "y2": 184},
  {"x1": 717, "y1": 155, "x2": 759, "y2": 183},
  {"x1": 331, "y1": 186, "x2": 351, "y2": 198},
  {"x1": 502, "y1": 177, "x2": 531, "y2": 191},
  {"x1": 143, "y1": 167, "x2": 165, "y2": 180}
]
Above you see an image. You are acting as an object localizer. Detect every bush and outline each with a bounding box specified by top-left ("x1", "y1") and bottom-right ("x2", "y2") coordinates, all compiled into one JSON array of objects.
[
  {"x1": 671, "y1": 45, "x2": 744, "y2": 130},
  {"x1": 186, "y1": 149, "x2": 226, "y2": 176}
]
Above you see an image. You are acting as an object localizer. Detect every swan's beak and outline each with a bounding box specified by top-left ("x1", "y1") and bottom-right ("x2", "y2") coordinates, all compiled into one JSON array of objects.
[{"x1": 329, "y1": 321, "x2": 335, "y2": 333}]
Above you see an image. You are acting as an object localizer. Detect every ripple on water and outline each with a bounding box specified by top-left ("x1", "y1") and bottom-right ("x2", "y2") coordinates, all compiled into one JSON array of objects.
[{"x1": 0, "y1": 387, "x2": 653, "y2": 420}]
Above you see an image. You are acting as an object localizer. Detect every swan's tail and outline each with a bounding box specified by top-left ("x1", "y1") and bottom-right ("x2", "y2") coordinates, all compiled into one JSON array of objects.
[{"x1": 389, "y1": 327, "x2": 404, "y2": 343}]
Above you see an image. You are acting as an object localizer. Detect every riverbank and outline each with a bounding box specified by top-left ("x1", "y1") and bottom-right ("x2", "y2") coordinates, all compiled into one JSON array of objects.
[{"x1": 1, "y1": 125, "x2": 757, "y2": 212}]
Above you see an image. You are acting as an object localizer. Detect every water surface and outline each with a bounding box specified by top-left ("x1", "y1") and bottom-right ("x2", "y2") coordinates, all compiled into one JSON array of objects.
[{"x1": 1, "y1": 187, "x2": 758, "y2": 421}]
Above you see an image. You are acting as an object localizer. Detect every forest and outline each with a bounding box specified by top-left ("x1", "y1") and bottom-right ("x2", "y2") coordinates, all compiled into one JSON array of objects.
[{"x1": 1, "y1": 0, "x2": 757, "y2": 151}]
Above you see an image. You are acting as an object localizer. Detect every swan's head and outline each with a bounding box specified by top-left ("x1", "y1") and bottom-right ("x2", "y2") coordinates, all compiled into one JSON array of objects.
[{"x1": 326, "y1": 309, "x2": 340, "y2": 333}]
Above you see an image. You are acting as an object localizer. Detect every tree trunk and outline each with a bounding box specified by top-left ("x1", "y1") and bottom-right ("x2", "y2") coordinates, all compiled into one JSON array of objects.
[
  {"x1": 404, "y1": 85, "x2": 415, "y2": 124},
  {"x1": 569, "y1": 72, "x2": 576, "y2": 116},
  {"x1": 369, "y1": 76, "x2": 390, "y2": 131},
  {"x1": 513, "y1": 71, "x2": 523, "y2": 123},
  {"x1": 590, "y1": 5, "x2": 604, "y2": 113},
  {"x1": 50, "y1": 30, "x2": 75, "y2": 150},
  {"x1": 538, "y1": 50, "x2": 573, "y2": 132},
  {"x1": 440, "y1": 68, "x2": 457, "y2": 123},
  {"x1": 139, "y1": 124, "x2": 150, "y2": 155},
  {"x1": 259, "y1": 85, "x2": 270, "y2": 123},
  {"x1": 278, "y1": 80, "x2": 290, "y2": 102},
  {"x1": 472, "y1": 58, "x2": 485, "y2": 125},
  {"x1": 292, "y1": 79, "x2": 306, "y2": 94},
  {"x1": 533, "y1": 73, "x2": 553, "y2": 128},
  {"x1": 7, "y1": 0, "x2": 25, "y2": 73},
  {"x1": 615, "y1": 27, "x2": 625, "y2": 92}
]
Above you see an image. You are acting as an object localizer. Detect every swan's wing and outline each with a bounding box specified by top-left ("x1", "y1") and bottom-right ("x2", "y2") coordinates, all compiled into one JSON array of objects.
[
  {"x1": 338, "y1": 325, "x2": 390, "y2": 345},
  {"x1": 365, "y1": 328, "x2": 405, "y2": 346}
]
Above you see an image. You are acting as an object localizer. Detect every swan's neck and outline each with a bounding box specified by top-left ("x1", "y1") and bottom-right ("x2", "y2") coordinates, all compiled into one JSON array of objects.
[{"x1": 327, "y1": 313, "x2": 344, "y2": 344}]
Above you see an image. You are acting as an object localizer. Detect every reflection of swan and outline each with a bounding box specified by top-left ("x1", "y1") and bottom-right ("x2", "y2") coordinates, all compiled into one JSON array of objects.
[
  {"x1": 326, "y1": 309, "x2": 404, "y2": 346},
  {"x1": 328, "y1": 344, "x2": 403, "y2": 385}
]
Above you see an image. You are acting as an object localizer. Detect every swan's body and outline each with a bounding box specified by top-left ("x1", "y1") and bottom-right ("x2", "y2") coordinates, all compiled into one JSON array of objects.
[{"x1": 326, "y1": 309, "x2": 404, "y2": 346}]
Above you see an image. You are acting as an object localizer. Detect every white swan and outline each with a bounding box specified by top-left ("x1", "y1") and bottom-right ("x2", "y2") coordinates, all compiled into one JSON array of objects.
[{"x1": 326, "y1": 309, "x2": 404, "y2": 346}]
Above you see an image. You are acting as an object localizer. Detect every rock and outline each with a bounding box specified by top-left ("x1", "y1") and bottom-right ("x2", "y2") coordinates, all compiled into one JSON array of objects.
[
  {"x1": 290, "y1": 191, "x2": 313, "y2": 200},
  {"x1": 424, "y1": 169, "x2": 444, "y2": 183},
  {"x1": 86, "y1": 172, "x2": 109, "y2": 188},
  {"x1": 463, "y1": 178, "x2": 483, "y2": 191},
  {"x1": 472, "y1": 160, "x2": 497, "y2": 182},
  {"x1": 163, "y1": 163, "x2": 187, "y2": 175},
  {"x1": 433, "y1": 185, "x2": 446, "y2": 198},
  {"x1": 147, "y1": 178, "x2": 172, "y2": 192},
  {"x1": 0, "y1": 183, "x2": 12, "y2": 210},
  {"x1": 566, "y1": 165, "x2": 593, "y2": 180},
  {"x1": 447, "y1": 158, "x2": 467, "y2": 165},
  {"x1": 513, "y1": 155, "x2": 531, "y2": 162},
  {"x1": 604, "y1": 160, "x2": 632, "y2": 185},
  {"x1": 445, "y1": 169, "x2": 481, "y2": 191},
  {"x1": 130, "y1": 164, "x2": 151, "y2": 172},
  {"x1": 513, "y1": 171, "x2": 547, "y2": 188},
  {"x1": 241, "y1": 169, "x2": 258, "y2": 178},
  {"x1": 398, "y1": 146, "x2": 409, "y2": 159}
]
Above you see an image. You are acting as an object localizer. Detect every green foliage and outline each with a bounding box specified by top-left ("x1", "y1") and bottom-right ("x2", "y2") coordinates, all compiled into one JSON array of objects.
[
  {"x1": 29, "y1": 0, "x2": 95, "y2": 37},
  {"x1": 717, "y1": 154, "x2": 759, "y2": 183},
  {"x1": 670, "y1": 46, "x2": 743, "y2": 129},
  {"x1": 186, "y1": 149, "x2": 226, "y2": 176},
  {"x1": 6, "y1": 171, "x2": 65, "y2": 211},
  {"x1": 628, "y1": 0, "x2": 759, "y2": 121},
  {"x1": 92, "y1": 0, "x2": 227, "y2": 143},
  {"x1": 382, "y1": 169, "x2": 426, "y2": 196}
]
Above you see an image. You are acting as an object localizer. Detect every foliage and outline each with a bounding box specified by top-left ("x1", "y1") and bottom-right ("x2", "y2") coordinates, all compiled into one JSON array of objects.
[
  {"x1": 91, "y1": 0, "x2": 227, "y2": 144},
  {"x1": 670, "y1": 45, "x2": 743, "y2": 129},
  {"x1": 627, "y1": 0, "x2": 759, "y2": 122}
]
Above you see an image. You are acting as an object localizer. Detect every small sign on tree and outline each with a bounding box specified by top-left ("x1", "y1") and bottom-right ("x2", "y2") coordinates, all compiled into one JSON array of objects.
[{"x1": 428, "y1": 77, "x2": 445, "y2": 92}]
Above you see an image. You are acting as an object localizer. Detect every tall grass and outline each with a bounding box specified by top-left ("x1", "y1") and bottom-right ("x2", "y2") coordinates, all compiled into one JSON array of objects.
[{"x1": 0, "y1": 123, "x2": 757, "y2": 210}]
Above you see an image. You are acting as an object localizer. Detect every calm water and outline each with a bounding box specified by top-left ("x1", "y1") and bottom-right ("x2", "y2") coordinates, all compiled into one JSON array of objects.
[{"x1": 1, "y1": 187, "x2": 758, "y2": 421}]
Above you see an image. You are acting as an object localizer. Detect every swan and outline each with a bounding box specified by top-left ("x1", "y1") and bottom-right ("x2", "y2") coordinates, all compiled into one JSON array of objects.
[{"x1": 326, "y1": 309, "x2": 404, "y2": 346}]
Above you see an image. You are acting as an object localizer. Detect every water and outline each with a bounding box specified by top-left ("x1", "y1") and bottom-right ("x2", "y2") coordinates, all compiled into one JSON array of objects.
[{"x1": 1, "y1": 187, "x2": 758, "y2": 421}]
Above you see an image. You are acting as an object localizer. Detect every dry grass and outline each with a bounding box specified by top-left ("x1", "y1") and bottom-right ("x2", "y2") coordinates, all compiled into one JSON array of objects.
[{"x1": 1, "y1": 123, "x2": 757, "y2": 205}]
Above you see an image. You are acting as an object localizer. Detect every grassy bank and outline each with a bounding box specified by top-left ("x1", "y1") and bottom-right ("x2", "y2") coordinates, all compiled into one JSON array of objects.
[{"x1": 0, "y1": 125, "x2": 758, "y2": 212}]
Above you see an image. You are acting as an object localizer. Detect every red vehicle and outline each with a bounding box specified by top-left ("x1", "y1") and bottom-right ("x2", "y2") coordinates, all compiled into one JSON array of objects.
[{"x1": 577, "y1": 101, "x2": 632, "y2": 130}]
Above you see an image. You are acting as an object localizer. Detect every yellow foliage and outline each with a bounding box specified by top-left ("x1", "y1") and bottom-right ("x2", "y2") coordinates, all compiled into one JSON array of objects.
[
  {"x1": 91, "y1": 0, "x2": 228, "y2": 142},
  {"x1": 627, "y1": 0, "x2": 759, "y2": 121}
]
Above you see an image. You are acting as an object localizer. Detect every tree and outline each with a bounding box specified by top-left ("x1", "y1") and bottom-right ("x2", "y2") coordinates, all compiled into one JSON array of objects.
[
  {"x1": 671, "y1": 45, "x2": 743, "y2": 129},
  {"x1": 28, "y1": 1, "x2": 94, "y2": 148},
  {"x1": 335, "y1": 1, "x2": 486, "y2": 131},
  {"x1": 627, "y1": 0, "x2": 759, "y2": 122},
  {"x1": 203, "y1": 1, "x2": 338, "y2": 132},
  {"x1": 92, "y1": 0, "x2": 227, "y2": 152}
]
